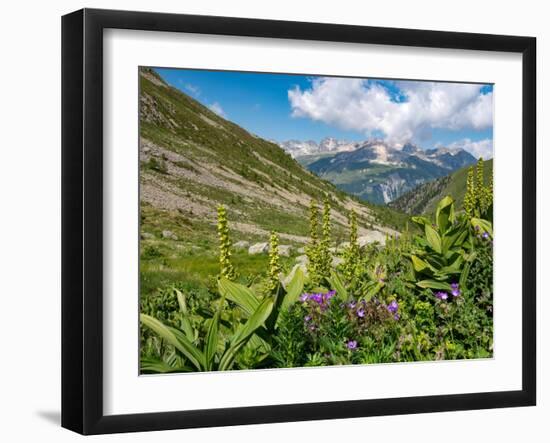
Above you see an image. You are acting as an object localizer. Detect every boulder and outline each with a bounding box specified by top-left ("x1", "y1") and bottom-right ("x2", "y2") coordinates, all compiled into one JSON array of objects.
[
  {"x1": 295, "y1": 254, "x2": 309, "y2": 265},
  {"x1": 337, "y1": 242, "x2": 350, "y2": 253},
  {"x1": 141, "y1": 232, "x2": 155, "y2": 240},
  {"x1": 282, "y1": 263, "x2": 308, "y2": 287},
  {"x1": 278, "y1": 245, "x2": 292, "y2": 257},
  {"x1": 233, "y1": 240, "x2": 250, "y2": 250},
  {"x1": 248, "y1": 242, "x2": 269, "y2": 255},
  {"x1": 296, "y1": 246, "x2": 306, "y2": 254},
  {"x1": 358, "y1": 231, "x2": 386, "y2": 247},
  {"x1": 331, "y1": 257, "x2": 345, "y2": 267},
  {"x1": 162, "y1": 230, "x2": 178, "y2": 240}
]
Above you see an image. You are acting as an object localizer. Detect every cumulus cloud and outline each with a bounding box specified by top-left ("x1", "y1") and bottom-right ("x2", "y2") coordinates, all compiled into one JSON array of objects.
[
  {"x1": 447, "y1": 138, "x2": 493, "y2": 159},
  {"x1": 208, "y1": 102, "x2": 227, "y2": 118},
  {"x1": 183, "y1": 83, "x2": 201, "y2": 96},
  {"x1": 288, "y1": 78, "x2": 493, "y2": 145}
]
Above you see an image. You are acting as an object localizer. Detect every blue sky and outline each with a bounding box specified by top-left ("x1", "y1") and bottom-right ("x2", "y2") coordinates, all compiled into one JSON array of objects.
[{"x1": 154, "y1": 67, "x2": 494, "y2": 158}]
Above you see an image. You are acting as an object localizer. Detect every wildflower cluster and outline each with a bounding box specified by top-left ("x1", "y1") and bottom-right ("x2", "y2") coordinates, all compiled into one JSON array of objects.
[
  {"x1": 434, "y1": 283, "x2": 461, "y2": 302},
  {"x1": 300, "y1": 290, "x2": 337, "y2": 331}
]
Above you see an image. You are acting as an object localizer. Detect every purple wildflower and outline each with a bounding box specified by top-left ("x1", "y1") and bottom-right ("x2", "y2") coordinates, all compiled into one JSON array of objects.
[
  {"x1": 393, "y1": 313, "x2": 400, "y2": 321},
  {"x1": 435, "y1": 291, "x2": 448, "y2": 301},
  {"x1": 387, "y1": 300, "x2": 399, "y2": 314},
  {"x1": 304, "y1": 315, "x2": 312, "y2": 323},
  {"x1": 346, "y1": 340, "x2": 358, "y2": 350},
  {"x1": 348, "y1": 301, "x2": 357, "y2": 309},
  {"x1": 482, "y1": 232, "x2": 490, "y2": 239},
  {"x1": 356, "y1": 308, "x2": 365, "y2": 318},
  {"x1": 451, "y1": 283, "x2": 461, "y2": 297},
  {"x1": 299, "y1": 293, "x2": 308, "y2": 302}
]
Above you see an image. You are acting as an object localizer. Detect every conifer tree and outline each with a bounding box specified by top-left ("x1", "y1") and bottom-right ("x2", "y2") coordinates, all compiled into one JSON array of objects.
[{"x1": 217, "y1": 205, "x2": 236, "y2": 279}]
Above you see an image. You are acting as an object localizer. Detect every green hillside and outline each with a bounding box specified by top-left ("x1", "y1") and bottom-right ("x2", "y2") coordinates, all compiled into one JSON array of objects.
[
  {"x1": 139, "y1": 67, "x2": 406, "y2": 298},
  {"x1": 389, "y1": 159, "x2": 493, "y2": 215}
]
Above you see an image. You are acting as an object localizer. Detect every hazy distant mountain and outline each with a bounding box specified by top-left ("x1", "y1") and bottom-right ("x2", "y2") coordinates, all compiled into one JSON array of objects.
[
  {"x1": 293, "y1": 139, "x2": 476, "y2": 205},
  {"x1": 279, "y1": 137, "x2": 357, "y2": 157}
]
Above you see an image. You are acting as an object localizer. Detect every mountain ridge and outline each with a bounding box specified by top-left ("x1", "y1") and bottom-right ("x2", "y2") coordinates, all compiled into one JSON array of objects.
[
  {"x1": 389, "y1": 158, "x2": 493, "y2": 215},
  {"x1": 293, "y1": 140, "x2": 476, "y2": 205},
  {"x1": 139, "y1": 67, "x2": 407, "y2": 259}
]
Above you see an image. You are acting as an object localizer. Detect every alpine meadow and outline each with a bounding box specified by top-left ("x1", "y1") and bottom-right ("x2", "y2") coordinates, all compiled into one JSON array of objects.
[{"x1": 139, "y1": 67, "x2": 494, "y2": 373}]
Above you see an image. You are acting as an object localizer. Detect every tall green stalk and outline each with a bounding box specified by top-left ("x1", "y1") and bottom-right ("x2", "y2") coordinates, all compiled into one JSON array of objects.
[
  {"x1": 268, "y1": 231, "x2": 281, "y2": 293},
  {"x1": 217, "y1": 205, "x2": 236, "y2": 280}
]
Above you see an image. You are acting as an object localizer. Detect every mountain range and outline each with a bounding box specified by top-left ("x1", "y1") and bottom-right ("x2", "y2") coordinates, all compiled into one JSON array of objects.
[
  {"x1": 279, "y1": 139, "x2": 477, "y2": 205},
  {"x1": 138, "y1": 68, "x2": 405, "y2": 260}
]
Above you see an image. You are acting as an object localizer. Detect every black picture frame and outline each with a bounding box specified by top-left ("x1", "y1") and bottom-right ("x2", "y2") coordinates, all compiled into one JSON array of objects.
[{"x1": 61, "y1": 8, "x2": 537, "y2": 435}]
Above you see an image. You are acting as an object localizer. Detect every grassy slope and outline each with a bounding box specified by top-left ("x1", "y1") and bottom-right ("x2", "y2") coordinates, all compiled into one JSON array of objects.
[
  {"x1": 139, "y1": 67, "x2": 408, "y2": 297},
  {"x1": 389, "y1": 159, "x2": 493, "y2": 215}
]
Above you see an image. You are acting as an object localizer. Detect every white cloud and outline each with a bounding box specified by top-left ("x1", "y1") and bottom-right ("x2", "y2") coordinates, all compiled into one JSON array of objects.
[
  {"x1": 208, "y1": 102, "x2": 227, "y2": 118},
  {"x1": 181, "y1": 82, "x2": 201, "y2": 96},
  {"x1": 447, "y1": 138, "x2": 493, "y2": 159},
  {"x1": 288, "y1": 78, "x2": 493, "y2": 145}
]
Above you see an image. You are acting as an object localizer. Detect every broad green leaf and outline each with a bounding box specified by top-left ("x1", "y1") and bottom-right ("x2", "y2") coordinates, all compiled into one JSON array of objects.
[
  {"x1": 416, "y1": 280, "x2": 452, "y2": 291},
  {"x1": 411, "y1": 216, "x2": 431, "y2": 228},
  {"x1": 140, "y1": 356, "x2": 192, "y2": 374},
  {"x1": 459, "y1": 259, "x2": 474, "y2": 289},
  {"x1": 175, "y1": 288, "x2": 188, "y2": 314},
  {"x1": 439, "y1": 255, "x2": 464, "y2": 274},
  {"x1": 363, "y1": 281, "x2": 384, "y2": 302},
  {"x1": 425, "y1": 224, "x2": 442, "y2": 254},
  {"x1": 204, "y1": 311, "x2": 220, "y2": 370},
  {"x1": 218, "y1": 277, "x2": 259, "y2": 317},
  {"x1": 220, "y1": 297, "x2": 274, "y2": 371},
  {"x1": 411, "y1": 255, "x2": 434, "y2": 274},
  {"x1": 471, "y1": 218, "x2": 493, "y2": 237},
  {"x1": 174, "y1": 289, "x2": 195, "y2": 341},
  {"x1": 231, "y1": 297, "x2": 274, "y2": 346},
  {"x1": 435, "y1": 196, "x2": 455, "y2": 233},
  {"x1": 281, "y1": 265, "x2": 305, "y2": 310},
  {"x1": 326, "y1": 271, "x2": 349, "y2": 302},
  {"x1": 140, "y1": 313, "x2": 205, "y2": 371}
]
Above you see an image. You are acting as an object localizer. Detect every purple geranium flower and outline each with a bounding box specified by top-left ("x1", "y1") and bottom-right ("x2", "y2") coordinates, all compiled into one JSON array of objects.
[
  {"x1": 387, "y1": 300, "x2": 399, "y2": 314},
  {"x1": 347, "y1": 301, "x2": 357, "y2": 309},
  {"x1": 393, "y1": 313, "x2": 400, "y2": 321},
  {"x1": 346, "y1": 340, "x2": 358, "y2": 350},
  {"x1": 482, "y1": 232, "x2": 490, "y2": 239},
  {"x1": 304, "y1": 315, "x2": 312, "y2": 323},
  {"x1": 299, "y1": 293, "x2": 308, "y2": 302},
  {"x1": 356, "y1": 308, "x2": 365, "y2": 318},
  {"x1": 435, "y1": 291, "x2": 448, "y2": 301},
  {"x1": 450, "y1": 283, "x2": 461, "y2": 297}
]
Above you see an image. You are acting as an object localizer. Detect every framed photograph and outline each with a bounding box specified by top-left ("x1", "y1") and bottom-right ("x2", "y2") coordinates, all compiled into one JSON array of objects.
[{"x1": 62, "y1": 8, "x2": 536, "y2": 435}]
